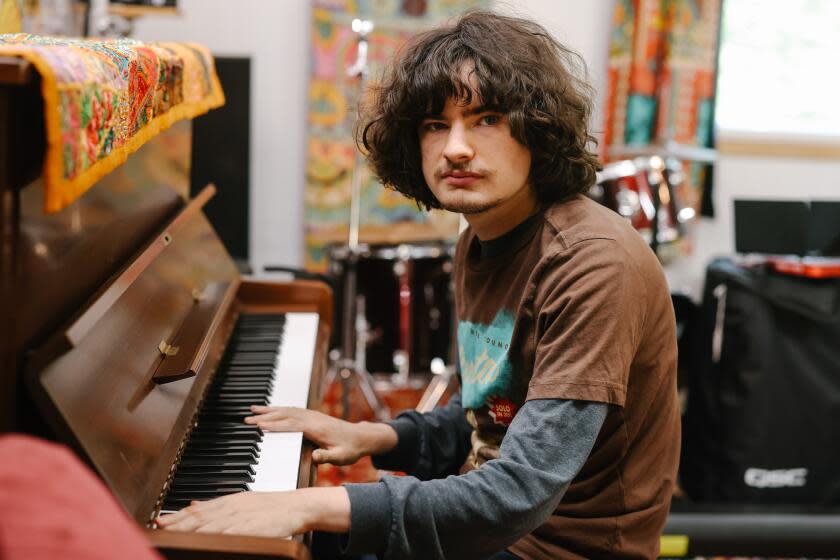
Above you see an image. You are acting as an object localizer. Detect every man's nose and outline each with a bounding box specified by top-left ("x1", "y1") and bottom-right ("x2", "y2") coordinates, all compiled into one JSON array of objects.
[{"x1": 442, "y1": 123, "x2": 474, "y2": 163}]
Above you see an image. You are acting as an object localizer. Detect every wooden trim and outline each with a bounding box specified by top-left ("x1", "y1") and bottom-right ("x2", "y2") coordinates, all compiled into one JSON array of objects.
[
  {"x1": 146, "y1": 528, "x2": 311, "y2": 560},
  {"x1": 0, "y1": 57, "x2": 34, "y2": 86},
  {"x1": 718, "y1": 137, "x2": 840, "y2": 160}
]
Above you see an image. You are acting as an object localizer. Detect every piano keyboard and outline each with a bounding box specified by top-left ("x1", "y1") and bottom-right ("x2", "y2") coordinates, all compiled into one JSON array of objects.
[{"x1": 161, "y1": 311, "x2": 318, "y2": 512}]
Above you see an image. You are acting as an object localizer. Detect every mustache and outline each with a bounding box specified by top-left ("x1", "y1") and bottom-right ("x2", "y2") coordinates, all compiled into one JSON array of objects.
[{"x1": 434, "y1": 164, "x2": 490, "y2": 180}]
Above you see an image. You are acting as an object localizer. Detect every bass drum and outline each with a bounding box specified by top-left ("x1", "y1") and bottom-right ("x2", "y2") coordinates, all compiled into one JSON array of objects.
[{"x1": 328, "y1": 242, "x2": 455, "y2": 375}]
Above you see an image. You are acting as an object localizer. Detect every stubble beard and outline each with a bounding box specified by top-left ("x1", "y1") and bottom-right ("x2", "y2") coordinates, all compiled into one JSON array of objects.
[
  {"x1": 433, "y1": 168, "x2": 498, "y2": 215},
  {"x1": 439, "y1": 198, "x2": 499, "y2": 215}
]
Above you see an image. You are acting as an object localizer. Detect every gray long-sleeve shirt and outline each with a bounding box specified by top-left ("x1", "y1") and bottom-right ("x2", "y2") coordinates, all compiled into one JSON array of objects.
[{"x1": 342, "y1": 396, "x2": 608, "y2": 560}]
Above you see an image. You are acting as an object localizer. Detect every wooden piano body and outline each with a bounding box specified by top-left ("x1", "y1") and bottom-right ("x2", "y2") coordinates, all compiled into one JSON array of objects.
[{"x1": 0, "y1": 57, "x2": 329, "y2": 559}]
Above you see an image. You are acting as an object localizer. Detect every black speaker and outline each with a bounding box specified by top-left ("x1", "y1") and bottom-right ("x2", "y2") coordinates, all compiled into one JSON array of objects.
[
  {"x1": 734, "y1": 199, "x2": 840, "y2": 257},
  {"x1": 190, "y1": 56, "x2": 250, "y2": 264}
]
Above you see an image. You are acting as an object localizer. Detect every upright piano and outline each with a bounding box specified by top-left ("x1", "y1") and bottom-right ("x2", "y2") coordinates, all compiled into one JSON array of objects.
[{"x1": 0, "y1": 55, "x2": 330, "y2": 559}]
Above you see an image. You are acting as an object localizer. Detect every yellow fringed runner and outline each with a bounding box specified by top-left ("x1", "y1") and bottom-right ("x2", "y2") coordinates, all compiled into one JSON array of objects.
[{"x1": 0, "y1": 34, "x2": 224, "y2": 213}]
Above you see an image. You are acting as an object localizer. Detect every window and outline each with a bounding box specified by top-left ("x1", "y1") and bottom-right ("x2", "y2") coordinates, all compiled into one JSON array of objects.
[{"x1": 715, "y1": 0, "x2": 840, "y2": 139}]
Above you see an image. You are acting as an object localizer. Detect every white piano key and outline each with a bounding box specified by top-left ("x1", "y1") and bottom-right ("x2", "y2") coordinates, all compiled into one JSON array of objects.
[
  {"x1": 268, "y1": 312, "x2": 318, "y2": 408},
  {"x1": 249, "y1": 312, "x2": 318, "y2": 492},
  {"x1": 248, "y1": 433, "x2": 304, "y2": 492}
]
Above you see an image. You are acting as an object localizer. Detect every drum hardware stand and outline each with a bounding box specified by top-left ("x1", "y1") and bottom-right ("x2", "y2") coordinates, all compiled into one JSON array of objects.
[
  {"x1": 324, "y1": 17, "x2": 389, "y2": 421},
  {"x1": 415, "y1": 277, "x2": 460, "y2": 412},
  {"x1": 392, "y1": 251, "x2": 412, "y2": 386},
  {"x1": 415, "y1": 358, "x2": 458, "y2": 413},
  {"x1": 647, "y1": 155, "x2": 665, "y2": 256}
]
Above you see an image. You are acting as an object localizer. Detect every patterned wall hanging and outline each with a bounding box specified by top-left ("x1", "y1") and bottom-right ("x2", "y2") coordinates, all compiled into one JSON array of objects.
[
  {"x1": 304, "y1": 0, "x2": 486, "y2": 271},
  {"x1": 602, "y1": 0, "x2": 722, "y2": 216}
]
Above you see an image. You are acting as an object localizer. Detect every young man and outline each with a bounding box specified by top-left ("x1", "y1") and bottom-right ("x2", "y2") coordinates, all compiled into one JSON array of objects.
[{"x1": 158, "y1": 11, "x2": 680, "y2": 559}]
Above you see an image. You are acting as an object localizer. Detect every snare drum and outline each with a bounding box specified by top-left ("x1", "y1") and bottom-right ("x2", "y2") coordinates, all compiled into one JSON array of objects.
[{"x1": 328, "y1": 242, "x2": 455, "y2": 375}]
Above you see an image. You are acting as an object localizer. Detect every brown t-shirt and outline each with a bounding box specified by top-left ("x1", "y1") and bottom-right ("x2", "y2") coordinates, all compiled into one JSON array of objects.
[{"x1": 453, "y1": 195, "x2": 680, "y2": 559}]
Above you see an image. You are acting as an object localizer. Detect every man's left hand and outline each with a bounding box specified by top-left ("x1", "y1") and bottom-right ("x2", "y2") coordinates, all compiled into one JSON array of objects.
[
  {"x1": 157, "y1": 491, "x2": 306, "y2": 537},
  {"x1": 157, "y1": 487, "x2": 350, "y2": 537}
]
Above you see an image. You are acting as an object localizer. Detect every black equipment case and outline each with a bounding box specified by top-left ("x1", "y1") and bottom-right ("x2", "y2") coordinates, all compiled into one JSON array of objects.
[{"x1": 681, "y1": 257, "x2": 840, "y2": 505}]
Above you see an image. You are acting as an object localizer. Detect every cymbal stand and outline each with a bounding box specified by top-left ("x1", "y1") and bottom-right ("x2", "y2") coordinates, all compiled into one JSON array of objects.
[{"x1": 325, "y1": 18, "x2": 388, "y2": 421}]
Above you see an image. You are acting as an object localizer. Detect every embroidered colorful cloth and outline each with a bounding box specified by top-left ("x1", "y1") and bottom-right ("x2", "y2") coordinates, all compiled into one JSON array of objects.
[
  {"x1": 602, "y1": 0, "x2": 721, "y2": 214},
  {"x1": 0, "y1": 34, "x2": 224, "y2": 212}
]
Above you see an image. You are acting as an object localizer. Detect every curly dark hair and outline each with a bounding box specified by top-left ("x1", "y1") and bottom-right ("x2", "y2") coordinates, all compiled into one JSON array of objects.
[{"x1": 358, "y1": 10, "x2": 602, "y2": 210}]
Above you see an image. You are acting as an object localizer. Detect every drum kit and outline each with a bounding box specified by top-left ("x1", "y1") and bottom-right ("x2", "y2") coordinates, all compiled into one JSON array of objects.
[{"x1": 590, "y1": 154, "x2": 696, "y2": 258}]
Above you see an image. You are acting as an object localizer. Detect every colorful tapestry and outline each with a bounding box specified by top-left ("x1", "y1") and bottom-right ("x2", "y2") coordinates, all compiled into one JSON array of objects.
[
  {"x1": 0, "y1": 34, "x2": 224, "y2": 213},
  {"x1": 305, "y1": 0, "x2": 485, "y2": 271},
  {"x1": 603, "y1": 0, "x2": 721, "y2": 213}
]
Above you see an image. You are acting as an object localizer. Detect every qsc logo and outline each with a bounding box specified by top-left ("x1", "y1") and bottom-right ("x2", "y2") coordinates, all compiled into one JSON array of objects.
[{"x1": 744, "y1": 468, "x2": 808, "y2": 488}]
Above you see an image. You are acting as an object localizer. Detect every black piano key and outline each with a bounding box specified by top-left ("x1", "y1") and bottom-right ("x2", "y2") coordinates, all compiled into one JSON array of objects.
[
  {"x1": 204, "y1": 393, "x2": 268, "y2": 407},
  {"x1": 215, "y1": 375, "x2": 273, "y2": 382},
  {"x1": 191, "y1": 424, "x2": 262, "y2": 433},
  {"x1": 183, "y1": 446, "x2": 258, "y2": 456},
  {"x1": 192, "y1": 423, "x2": 261, "y2": 431},
  {"x1": 162, "y1": 498, "x2": 200, "y2": 510},
  {"x1": 204, "y1": 396, "x2": 268, "y2": 404},
  {"x1": 179, "y1": 460, "x2": 254, "y2": 469},
  {"x1": 191, "y1": 426, "x2": 261, "y2": 435},
  {"x1": 188, "y1": 436, "x2": 260, "y2": 446},
  {"x1": 187, "y1": 438, "x2": 259, "y2": 447},
  {"x1": 217, "y1": 367, "x2": 275, "y2": 374},
  {"x1": 187, "y1": 430, "x2": 259, "y2": 439},
  {"x1": 227, "y1": 344, "x2": 281, "y2": 353},
  {"x1": 182, "y1": 448, "x2": 257, "y2": 458},
  {"x1": 194, "y1": 421, "x2": 262, "y2": 431},
  {"x1": 201, "y1": 406, "x2": 260, "y2": 414},
  {"x1": 167, "y1": 490, "x2": 243, "y2": 502},
  {"x1": 170, "y1": 481, "x2": 249, "y2": 491},
  {"x1": 217, "y1": 370, "x2": 274, "y2": 376},
  {"x1": 220, "y1": 371, "x2": 275, "y2": 378},
  {"x1": 198, "y1": 414, "x2": 251, "y2": 423},
  {"x1": 188, "y1": 443, "x2": 257, "y2": 451},
  {"x1": 208, "y1": 390, "x2": 270, "y2": 397},
  {"x1": 172, "y1": 471, "x2": 254, "y2": 484},
  {"x1": 192, "y1": 426, "x2": 262, "y2": 435},
  {"x1": 173, "y1": 471, "x2": 254, "y2": 483},
  {"x1": 211, "y1": 381, "x2": 273, "y2": 388},
  {"x1": 206, "y1": 385, "x2": 266, "y2": 392},
  {"x1": 209, "y1": 386, "x2": 272, "y2": 394},
  {"x1": 176, "y1": 464, "x2": 255, "y2": 475},
  {"x1": 188, "y1": 435, "x2": 262, "y2": 445},
  {"x1": 180, "y1": 453, "x2": 256, "y2": 463}
]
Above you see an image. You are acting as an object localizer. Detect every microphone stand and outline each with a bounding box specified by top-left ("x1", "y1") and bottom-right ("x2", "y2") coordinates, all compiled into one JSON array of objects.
[{"x1": 328, "y1": 18, "x2": 388, "y2": 421}]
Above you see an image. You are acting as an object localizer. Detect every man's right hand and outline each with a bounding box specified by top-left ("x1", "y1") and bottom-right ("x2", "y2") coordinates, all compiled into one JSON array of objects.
[{"x1": 245, "y1": 406, "x2": 398, "y2": 466}]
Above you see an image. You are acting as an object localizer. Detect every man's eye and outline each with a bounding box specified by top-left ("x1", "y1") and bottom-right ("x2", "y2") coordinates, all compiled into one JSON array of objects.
[
  {"x1": 423, "y1": 121, "x2": 447, "y2": 131},
  {"x1": 479, "y1": 114, "x2": 501, "y2": 126}
]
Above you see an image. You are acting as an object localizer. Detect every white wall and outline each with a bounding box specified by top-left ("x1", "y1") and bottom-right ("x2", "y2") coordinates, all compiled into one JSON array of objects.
[
  {"x1": 492, "y1": 0, "x2": 612, "y2": 144},
  {"x1": 132, "y1": 0, "x2": 840, "y2": 295},
  {"x1": 131, "y1": 0, "x2": 311, "y2": 272}
]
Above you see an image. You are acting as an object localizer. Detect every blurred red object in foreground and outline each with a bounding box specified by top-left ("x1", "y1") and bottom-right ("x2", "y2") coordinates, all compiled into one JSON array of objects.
[{"x1": 0, "y1": 434, "x2": 160, "y2": 560}]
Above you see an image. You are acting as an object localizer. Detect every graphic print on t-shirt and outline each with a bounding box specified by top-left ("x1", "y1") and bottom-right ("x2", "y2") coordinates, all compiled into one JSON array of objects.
[{"x1": 458, "y1": 309, "x2": 517, "y2": 423}]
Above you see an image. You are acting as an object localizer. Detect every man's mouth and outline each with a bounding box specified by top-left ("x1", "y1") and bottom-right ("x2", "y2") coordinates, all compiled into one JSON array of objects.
[{"x1": 442, "y1": 170, "x2": 483, "y2": 186}]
